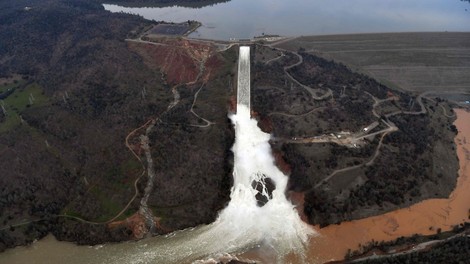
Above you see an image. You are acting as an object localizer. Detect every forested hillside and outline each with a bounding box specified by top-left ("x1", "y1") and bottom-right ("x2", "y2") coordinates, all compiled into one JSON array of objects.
[{"x1": 0, "y1": 0, "x2": 233, "y2": 251}]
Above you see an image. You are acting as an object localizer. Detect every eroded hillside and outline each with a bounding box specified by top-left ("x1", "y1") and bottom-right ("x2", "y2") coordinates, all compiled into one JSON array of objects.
[{"x1": 0, "y1": 0, "x2": 235, "y2": 251}]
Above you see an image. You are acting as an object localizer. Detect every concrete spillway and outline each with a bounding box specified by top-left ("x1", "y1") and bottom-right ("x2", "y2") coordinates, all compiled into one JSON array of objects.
[
  {"x1": 237, "y1": 46, "x2": 251, "y2": 111},
  {"x1": 101, "y1": 45, "x2": 315, "y2": 263},
  {"x1": 0, "y1": 46, "x2": 314, "y2": 264},
  {"x1": 227, "y1": 46, "x2": 315, "y2": 262}
]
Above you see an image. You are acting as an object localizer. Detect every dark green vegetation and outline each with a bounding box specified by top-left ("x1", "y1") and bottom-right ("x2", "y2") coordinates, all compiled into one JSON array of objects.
[
  {"x1": 0, "y1": 0, "x2": 233, "y2": 252},
  {"x1": 273, "y1": 33, "x2": 467, "y2": 226},
  {"x1": 348, "y1": 223, "x2": 470, "y2": 261},
  {"x1": 0, "y1": 1, "x2": 466, "y2": 263},
  {"x1": 359, "y1": 237, "x2": 470, "y2": 264},
  {"x1": 252, "y1": 44, "x2": 459, "y2": 226},
  {"x1": 146, "y1": 49, "x2": 236, "y2": 230},
  {"x1": 356, "y1": 231, "x2": 470, "y2": 264},
  {"x1": 0, "y1": 80, "x2": 49, "y2": 133}
]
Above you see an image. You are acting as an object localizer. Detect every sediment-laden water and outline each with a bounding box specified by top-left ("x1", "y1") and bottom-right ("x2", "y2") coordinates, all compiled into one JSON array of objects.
[{"x1": 0, "y1": 46, "x2": 313, "y2": 264}]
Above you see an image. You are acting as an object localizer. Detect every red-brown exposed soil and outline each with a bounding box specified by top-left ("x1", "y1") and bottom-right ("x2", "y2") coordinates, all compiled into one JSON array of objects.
[
  {"x1": 273, "y1": 150, "x2": 291, "y2": 175},
  {"x1": 228, "y1": 95, "x2": 237, "y2": 113},
  {"x1": 287, "y1": 191, "x2": 308, "y2": 222},
  {"x1": 108, "y1": 213, "x2": 147, "y2": 239},
  {"x1": 203, "y1": 54, "x2": 223, "y2": 82},
  {"x1": 257, "y1": 116, "x2": 274, "y2": 134},
  {"x1": 108, "y1": 212, "x2": 171, "y2": 240},
  {"x1": 128, "y1": 38, "x2": 222, "y2": 86}
]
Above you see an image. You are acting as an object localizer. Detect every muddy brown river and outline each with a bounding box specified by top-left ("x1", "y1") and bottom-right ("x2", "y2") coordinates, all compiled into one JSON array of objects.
[
  {"x1": 0, "y1": 109, "x2": 469, "y2": 263},
  {"x1": 305, "y1": 108, "x2": 470, "y2": 263}
]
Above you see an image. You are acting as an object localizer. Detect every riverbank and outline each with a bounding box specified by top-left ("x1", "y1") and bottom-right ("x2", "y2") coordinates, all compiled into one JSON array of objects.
[{"x1": 305, "y1": 108, "x2": 470, "y2": 263}]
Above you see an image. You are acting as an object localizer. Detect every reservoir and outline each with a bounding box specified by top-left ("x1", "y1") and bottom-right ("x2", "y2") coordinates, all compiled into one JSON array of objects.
[
  {"x1": 103, "y1": 0, "x2": 470, "y2": 40},
  {"x1": 1, "y1": 1, "x2": 469, "y2": 263}
]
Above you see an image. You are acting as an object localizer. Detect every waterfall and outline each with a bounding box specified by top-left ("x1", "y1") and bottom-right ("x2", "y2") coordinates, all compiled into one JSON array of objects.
[{"x1": 33, "y1": 46, "x2": 316, "y2": 264}]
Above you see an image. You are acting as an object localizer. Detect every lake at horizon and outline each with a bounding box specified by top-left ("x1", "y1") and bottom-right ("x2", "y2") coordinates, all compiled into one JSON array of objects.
[{"x1": 104, "y1": 0, "x2": 470, "y2": 40}]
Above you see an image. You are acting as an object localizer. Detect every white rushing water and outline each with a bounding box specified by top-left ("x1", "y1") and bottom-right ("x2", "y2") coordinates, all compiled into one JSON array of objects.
[
  {"x1": 114, "y1": 46, "x2": 314, "y2": 263},
  {"x1": 0, "y1": 46, "x2": 314, "y2": 264},
  {"x1": 237, "y1": 46, "x2": 251, "y2": 110},
  {"x1": 214, "y1": 46, "x2": 314, "y2": 261}
]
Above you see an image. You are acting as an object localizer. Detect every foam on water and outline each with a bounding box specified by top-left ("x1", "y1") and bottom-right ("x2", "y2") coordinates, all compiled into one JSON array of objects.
[
  {"x1": 162, "y1": 46, "x2": 316, "y2": 262},
  {"x1": 221, "y1": 103, "x2": 315, "y2": 259},
  {"x1": 56, "y1": 46, "x2": 315, "y2": 264}
]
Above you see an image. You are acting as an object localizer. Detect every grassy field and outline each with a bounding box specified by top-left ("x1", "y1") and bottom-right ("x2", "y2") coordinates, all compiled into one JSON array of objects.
[
  {"x1": 276, "y1": 32, "x2": 470, "y2": 96},
  {"x1": 0, "y1": 81, "x2": 49, "y2": 133}
]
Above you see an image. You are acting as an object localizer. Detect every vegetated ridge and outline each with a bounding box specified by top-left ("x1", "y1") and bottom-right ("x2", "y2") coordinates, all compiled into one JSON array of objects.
[
  {"x1": 0, "y1": 0, "x2": 234, "y2": 251},
  {"x1": 0, "y1": 0, "x2": 464, "y2": 260},
  {"x1": 251, "y1": 44, "x2": 459, "y2": 226}
]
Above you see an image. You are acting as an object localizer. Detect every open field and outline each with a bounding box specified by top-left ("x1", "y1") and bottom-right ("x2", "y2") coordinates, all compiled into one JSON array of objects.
[
  {"x1": 0, "y1": 81, "x2": 49, "y2": 133},
  {"x1": 276, "y1": 32, "x2": 470, "y2": 97}
]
